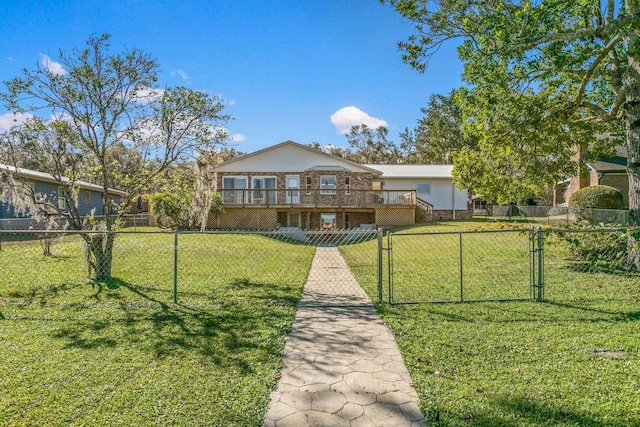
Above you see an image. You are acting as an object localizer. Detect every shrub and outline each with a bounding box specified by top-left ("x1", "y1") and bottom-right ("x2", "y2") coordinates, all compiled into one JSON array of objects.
[{"x1": 568, "y1": 185, "x2": 625, "y2": 209}]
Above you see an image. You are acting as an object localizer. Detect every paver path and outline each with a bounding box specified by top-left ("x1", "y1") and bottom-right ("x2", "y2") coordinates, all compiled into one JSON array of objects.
[{"x1": 263, "y1": 247, "x2": 425, "y2": 427}]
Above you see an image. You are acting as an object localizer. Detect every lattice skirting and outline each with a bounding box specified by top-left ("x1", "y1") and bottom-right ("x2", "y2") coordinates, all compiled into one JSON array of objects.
[
  {"x1": 374, "y1": 208, "x2": 415, "y2": 227},
  {"x1": 213, "y1": 209, "x2": 278, "y2": 229}
]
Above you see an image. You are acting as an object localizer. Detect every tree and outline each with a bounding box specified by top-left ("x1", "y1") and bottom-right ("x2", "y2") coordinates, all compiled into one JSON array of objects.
[
  {"x1": 345, "y1": 124, "x2": 401, "y2": 164},
  {"x1": 0, "y1": 34, "x2": 230, "y2": 279},
  {"x1": 384, "y1": 0, "x2": 632, "y2": 210},
  {"x1": 400, "y1": 88, "x2": 478, "y2": 164}
]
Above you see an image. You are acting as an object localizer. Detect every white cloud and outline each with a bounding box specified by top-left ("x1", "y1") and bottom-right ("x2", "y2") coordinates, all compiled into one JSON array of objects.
[
  {"x1": 330, "y1": 106, "x2": 387, "y2": 134},
  {"x1": 40, "y1": 54, "x2": 67, "y2": 76},
  {"x1": 133, "y1": 87, "x2": 165, "y2": 104},
  {"x1": 0, "y1": 112, "x2": 33, "y2": 131},
  {"x1": 230, "y1": 133, "x2": 246, "y2": 142},
  {"x1": 171, "y1": 69, "x2": 191, "y2": 84}
]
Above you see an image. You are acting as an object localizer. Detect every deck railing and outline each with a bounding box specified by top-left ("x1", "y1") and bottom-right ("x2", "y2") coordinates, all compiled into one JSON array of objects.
[{"x1": 220, "y1": 189, "x2": 416, "y2": 208}]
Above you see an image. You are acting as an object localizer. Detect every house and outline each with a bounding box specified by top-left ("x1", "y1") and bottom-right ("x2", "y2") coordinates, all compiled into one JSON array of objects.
[
  {"x1": 0, "y1": 164, "x2": 126, "y2": 229},
  {"x1": 210, "y1": 141, "x2": 469, "y2": 229},
  {"x1": 554, "y1": 146, "x2": 628, "y2": 206},
  {"x1": 364, "y1": 164, "x2": 470, "y2": 221}
]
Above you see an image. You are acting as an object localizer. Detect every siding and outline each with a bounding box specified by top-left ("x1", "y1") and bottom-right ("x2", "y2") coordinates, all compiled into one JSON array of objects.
[
  {"x1": 216, "y1": 144, "x2": 376, "y2": 173},
  {"x1": 379, "y1": 178, "x2": 467, "y2": 211}
]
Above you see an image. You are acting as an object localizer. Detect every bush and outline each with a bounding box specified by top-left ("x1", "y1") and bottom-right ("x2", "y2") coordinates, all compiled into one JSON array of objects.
[{"x1": 568, "y1": 185, "x2": 625, "y2": 209}]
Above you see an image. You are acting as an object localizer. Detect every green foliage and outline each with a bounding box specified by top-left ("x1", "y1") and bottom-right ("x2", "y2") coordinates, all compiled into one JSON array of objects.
[
  {"x1": 384, "y1": 0, "x2": 630, "y2": 207},
  {"x1": 0, "y1": 33, "x2": 230, "y2": 279},
  {"x1": 569, "y1": 185, "x2": 626, "y2": 210},
  {"x1": 345, "y1": 124, "x2": 401, "y2": 164},
  {"x1": 401, "y1": 88, "x2": 478, "y2": 164}
]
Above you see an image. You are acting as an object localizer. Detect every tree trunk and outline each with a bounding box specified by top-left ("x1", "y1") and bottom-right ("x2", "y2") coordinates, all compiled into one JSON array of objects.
[
  {"x1": 86, "y1": 232, "x2": 115, "y2": 281},
  {"x1": 624, "y1": 95, "x2": 640, "y2": 268}
]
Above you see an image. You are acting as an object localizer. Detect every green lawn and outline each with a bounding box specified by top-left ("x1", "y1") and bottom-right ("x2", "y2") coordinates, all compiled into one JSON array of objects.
[
  {"x1": 340, "y1": 221, "x2": 640, "y2": 426},
  {"x1": 0, "y1": 231, "x2": 315, "y2": 426}
]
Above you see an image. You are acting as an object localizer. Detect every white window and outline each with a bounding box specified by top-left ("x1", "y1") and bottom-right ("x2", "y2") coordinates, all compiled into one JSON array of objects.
[
  {"x1": 84, "y1": 190, "x2": 91, "y2": 205},
  {"x1": 320, "y1": 175, "x2": 336, "y2": 194},
  {"x1": 222, "y1": 177, "x2": 248, "y2": 203},
  {"x1": 251, "y1": 177, "x2": 276, "y2": 204},
  {"x1": 305, "y1": 176, "x2": 312, "y2": 195},
  {"x1": 417, "y1": 182, "x2": 431, "y2": 196},
  {"x1": 345, "y1": 176, "x2": 351, "y2": 195},
  {"x1": 57, "y1": 186, "x2": 66, "y2": 210}
]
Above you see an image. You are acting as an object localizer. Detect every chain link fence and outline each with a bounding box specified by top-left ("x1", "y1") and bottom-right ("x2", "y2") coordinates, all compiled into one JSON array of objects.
[
  {"x1": 2, "y1": 226, "x2": 638, "y2": 307},
  {"x1": 0, "y1": 229, "x2": 380, "y2": 306},
  {"x1": 387, "y1": 230, "x2": 534, "y2": 304},
  {"x1": 486, "y1": 205, "x2": 631, "y2": 225},
  {"x1": 386, "y1": 227, "x2": 640, "y2": 304}
]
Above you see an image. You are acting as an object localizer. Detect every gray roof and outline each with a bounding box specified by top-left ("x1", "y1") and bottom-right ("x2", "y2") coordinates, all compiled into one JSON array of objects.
[
  {"x1": 586, "y1": 146, "x2": 628, "y2": 173},
  {"x1": 0, "y1": 164, "x2": 127, "y2": 196},
  {"x1": 365, "y1": 164, "x2": 454, "y2": 179},
  {"x1": 305, "y1": 165, "x2": 350, "y2": 172}
]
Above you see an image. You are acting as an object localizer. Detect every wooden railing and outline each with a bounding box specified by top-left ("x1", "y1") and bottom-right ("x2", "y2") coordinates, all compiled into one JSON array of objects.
[{"x1": 220, "y1": 189, "x2": 416, "y2": 208}]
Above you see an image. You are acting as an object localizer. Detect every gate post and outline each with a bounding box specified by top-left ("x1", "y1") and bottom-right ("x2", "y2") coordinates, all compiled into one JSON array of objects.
[
  {"x1": 537, "y1": 227, "x2": 544, "y2": 302},
  {"x1": 377, "y1": 228, "x2": 383, "y2": 303},
  {"x1": 173, "y1": 231, "x2": 178, "y2": 303}
]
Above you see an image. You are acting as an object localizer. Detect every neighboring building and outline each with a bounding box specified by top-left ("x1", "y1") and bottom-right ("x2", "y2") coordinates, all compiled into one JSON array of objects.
[
  {"x1": 555, "y1": 146, "x2": 628, "y2": 206},
  {"x1": 0, "y1": 164, "x2": 126, "y2": 228},
  {"x1": 211, "y1": 141, "x2": 469, "y2": 229}
]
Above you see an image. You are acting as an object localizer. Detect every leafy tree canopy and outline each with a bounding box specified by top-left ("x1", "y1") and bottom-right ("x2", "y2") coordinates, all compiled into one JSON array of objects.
[
  {"x1": 385, "y1": 0, "x2": 632, "y2": 208},
  {"x1": 0, "y1": 34, "x2": 231, "y2": 278}
]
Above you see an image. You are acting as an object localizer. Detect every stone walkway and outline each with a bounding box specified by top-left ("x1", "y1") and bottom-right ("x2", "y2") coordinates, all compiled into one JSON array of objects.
[{"x1": 263, "y1": 247, "x2": 425, "y2": 426}]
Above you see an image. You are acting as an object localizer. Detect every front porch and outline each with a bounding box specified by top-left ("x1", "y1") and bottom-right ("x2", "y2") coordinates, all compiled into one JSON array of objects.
[{"x1": 220, "y1": 189, "x2": 416, "y2": 209}]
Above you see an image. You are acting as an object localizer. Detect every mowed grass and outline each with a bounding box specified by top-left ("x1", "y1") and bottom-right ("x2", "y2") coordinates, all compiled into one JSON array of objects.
[
  {"x1": 340, "y1": 221, "x2": 640, "y2": 426},
  {"x1": 0, "y1": 230, "x2": 315, "y2": 426}
]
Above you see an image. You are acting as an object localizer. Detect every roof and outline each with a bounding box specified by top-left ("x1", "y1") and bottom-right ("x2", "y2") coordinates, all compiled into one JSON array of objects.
[
  {"x1": 586, "y1": 147, "x2": 628, "y2": 173},
  {"x1": 305, "y1": 165, "x2": 350, "y2": 172},
  {"x1": 0, "y1": 164, "x2": 127, "y2": 196},
  {"x1": 215, "y1": 140, "x2": 382, "y2": 174},
  {"x1": 365, "y1": 164, "x2": 454, "y2": 179}
]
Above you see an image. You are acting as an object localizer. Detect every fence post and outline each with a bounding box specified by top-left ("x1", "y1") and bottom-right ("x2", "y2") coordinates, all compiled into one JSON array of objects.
[
  {"x1": 173, "y1": 231, "x2": 178, "y2": 303},
  {"x1": 537, "y1": 227, "x2": 544, "y2": 302},
  {"x1": 530, "y1": 226, "x2": 535, "y2": 300},
  {"x1": 377, "y1": 228, "x2": 383, "y2": 303},
  {"x1": 387, "y1": 232, "x2": 393, "y2": 304},
  {"x1": 459, "y1": 232, "x2": 464, "y2": 302}
]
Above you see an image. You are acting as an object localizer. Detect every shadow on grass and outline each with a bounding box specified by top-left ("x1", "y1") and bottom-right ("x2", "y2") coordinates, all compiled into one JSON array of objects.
[
  {"x1": 432, "y1": 395, "x2": 619, "y2": 426},
  {"x1": 47, "y1": 276, "x2": 303, "y2": 372},
  {"x1": 377, "y1": 300, "x2": 640, "y2": 326}
]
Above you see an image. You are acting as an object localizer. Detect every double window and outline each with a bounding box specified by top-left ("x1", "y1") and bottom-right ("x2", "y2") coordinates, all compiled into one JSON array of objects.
[
  {"x1": 320, "y1": 175, "x2": 336, "y2": 194},
  {"x1": 222, "y1": 177, "x2": 248, "y2": 203},
  {"x1": 251, "y1": 177, "x2": 276, "y2": 204}
]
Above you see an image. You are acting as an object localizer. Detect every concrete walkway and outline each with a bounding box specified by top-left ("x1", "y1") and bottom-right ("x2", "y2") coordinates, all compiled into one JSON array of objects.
[{"x1": 263, "y1": 247, "x2": 425, "y2": 427}]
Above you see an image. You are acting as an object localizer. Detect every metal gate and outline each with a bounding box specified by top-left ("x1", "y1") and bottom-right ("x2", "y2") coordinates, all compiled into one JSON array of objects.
[{"x1": 387, "y1": 229, "x2": 541, "y2": 304}]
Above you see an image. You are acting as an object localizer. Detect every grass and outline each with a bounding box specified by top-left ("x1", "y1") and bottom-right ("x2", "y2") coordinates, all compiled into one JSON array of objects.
[
  {"x1": 340, "y1": 220, "x2": 640, "y2": 426},
  {"x1": 0, "y1": 230, "x2": 316, "y2": 426}
]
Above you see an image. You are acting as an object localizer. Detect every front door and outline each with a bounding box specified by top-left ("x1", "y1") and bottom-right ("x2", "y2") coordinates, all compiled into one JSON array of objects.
[
  {"x1": 288, "y1": 212, "x2": 301, "y2": 228},
  {"x1": 286, "y1": 175, "x2": 300, "y2": 204}
]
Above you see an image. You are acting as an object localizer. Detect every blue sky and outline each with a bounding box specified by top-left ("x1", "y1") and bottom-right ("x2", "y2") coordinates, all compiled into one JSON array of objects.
[{"x1": 0, "y1": 0, "x2": 464, "y2": 153}]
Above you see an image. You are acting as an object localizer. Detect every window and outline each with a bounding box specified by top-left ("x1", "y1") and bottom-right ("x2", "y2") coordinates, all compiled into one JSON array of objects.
[
  {"x1": 345, "y1": 176, "x2": 351, "y2": 195},
  {"x1": 84, "y1": 190, "x2": 91, "y2": 205},
  {"x1": 251, "y1": 177, "x2": 276, "y2": 204},
  {"x1": 222, "y1": 177, "x2": 248, "y2": 203},
  {"x1": 320, "y1": 213, "x2": 336, "y2": 230},
  {"x1": 57, "y1": 186, "x2": 66, "y2": 210},
  {"x1": 320, "y1": 175, "x2": 336, "y2": 194},
  {"x1": 305, "y1": 176, "x2": 312, "y2": 195},
  {"x1": 344, "y1": 213, "x2": 351, "y2": 229},
  {"x1": 417, "y1": 182, "x2": 431, "y2": 196}
]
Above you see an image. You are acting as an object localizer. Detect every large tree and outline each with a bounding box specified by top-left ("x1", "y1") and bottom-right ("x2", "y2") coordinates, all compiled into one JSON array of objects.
[
  {"x1": 345, "y1": 124, "x2": 401, "y2": 164},
  {"x1": 0, "y1": 34, "x2": 229, "y2": 279},
  {"x1": 384, "y1": 0, "x2": 633, "y2": 210},
  {"x1": 400, "y1": 88, "x2": 478, "y2": 164}
]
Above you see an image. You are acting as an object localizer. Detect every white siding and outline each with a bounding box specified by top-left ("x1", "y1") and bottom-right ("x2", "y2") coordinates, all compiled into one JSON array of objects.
[
  {"x1": 216, "y1": 144, "x2": 373, "y2": 173},
  {"x1": 379, "y1": 178, "x2": 467, "y2": 210}
]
